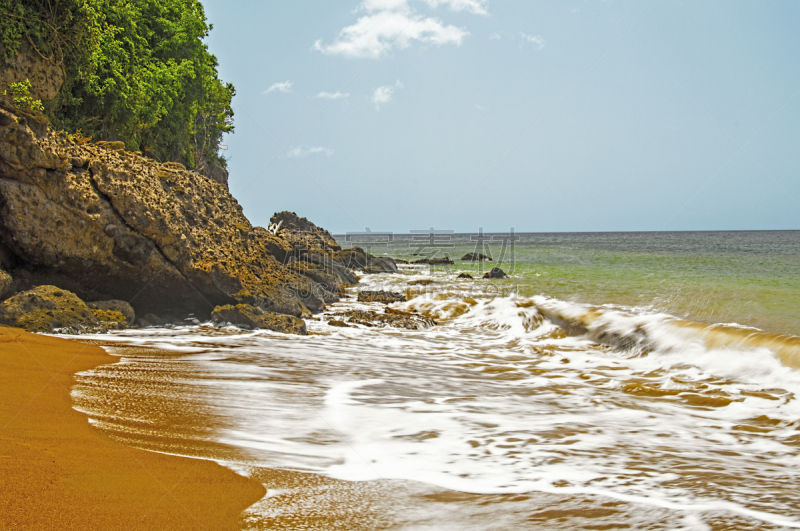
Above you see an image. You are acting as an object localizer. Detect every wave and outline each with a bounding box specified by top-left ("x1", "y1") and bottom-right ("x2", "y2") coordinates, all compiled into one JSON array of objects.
[{"x1": 403, "y1": 293, "x2": 800, "y2": 373}]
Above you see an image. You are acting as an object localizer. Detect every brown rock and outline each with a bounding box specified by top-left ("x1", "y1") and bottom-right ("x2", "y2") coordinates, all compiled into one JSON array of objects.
[
  {"x1": 271, "y1": 211, "x2": 341, "y2": 254},
  {"x1": 0, "y1": 42, "x2": 63, "y2": 102},
  {"x1": 461, "y1": 253, "x2": 492, "y2": 262},
  {"x1": 0, "y1": 105, "x2": 325, "y2": 319},
  {"x1": 91, "y1": 309, "x2": 129, "y2": 329},
  {"x1": 0, "y1": 263, "x2": 11, "y2": 298},
  {"x1": 357, "y1": 291, "x2": 406, "y2": 304},
  {"x1": 327, "y1": 319, "x2": 351, "y2": 328},
  {"x1": 333, "y1": 308, "x2": 435, "y2": 330},
  {"x1": 457, "y1": 273, "x2": 474, "y2": 280},
  {"x1": 211, "y1": 304, "x2": 307, "y2": 335},
  {"x1": 87, "y1": 300, "x2": 135, "y2": 325},
  {"x1": 0, "y1": 285, "x2": 105, "y2": 333}
]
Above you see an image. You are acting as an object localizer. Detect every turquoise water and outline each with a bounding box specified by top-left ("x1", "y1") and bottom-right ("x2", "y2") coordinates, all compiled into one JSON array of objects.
[{"x1": 355, "y1": 230, "x2": 800, "y2": 337}]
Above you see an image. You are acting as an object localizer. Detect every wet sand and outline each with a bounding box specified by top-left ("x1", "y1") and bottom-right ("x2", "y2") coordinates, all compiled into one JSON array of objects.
[{"x1": 0, "y1": 326, "x2": 266, "y2": 530}]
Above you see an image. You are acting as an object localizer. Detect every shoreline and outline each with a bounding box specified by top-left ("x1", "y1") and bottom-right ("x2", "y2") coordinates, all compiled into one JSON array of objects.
[{"x1": 0, "y1": 325, "x2": 265, "y2": 530}]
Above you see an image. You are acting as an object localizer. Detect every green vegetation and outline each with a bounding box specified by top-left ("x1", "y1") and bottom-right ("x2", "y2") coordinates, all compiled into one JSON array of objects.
[
  {"x1": 0, "y1": 0, "x2": 234, "y2": 170},
  {"x1": 4, "y1": 79, "x2": 44, "y2": 111}
]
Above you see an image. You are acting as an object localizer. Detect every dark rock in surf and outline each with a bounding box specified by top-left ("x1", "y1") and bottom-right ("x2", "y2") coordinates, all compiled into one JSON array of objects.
[
  {"x1": 412, "y1": 257, "x2": 454, "y2": 266},
  {"x1": 461, "y1": 253, "x2": 492, "y2": 262},
  {"x1": 357, "y1": 291, "x2": 406, "y2": 304},
  {"x1": 482, "y1": 267, "x2": 508, "y2": 279},
  {"x1": 333, "y1": 307, "x2": 435, "y2": 330},
  {"x1": 211, "y1": 303, "x2": 307, "y2": 335},
  {"x1": 457, "y1": 273, "x2": 474, "y2": 280}
]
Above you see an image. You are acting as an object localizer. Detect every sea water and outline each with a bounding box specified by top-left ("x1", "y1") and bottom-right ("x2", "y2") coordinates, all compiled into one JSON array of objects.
[{"x1": 71, "y1": 231, "x2": 800, "y2": 529}]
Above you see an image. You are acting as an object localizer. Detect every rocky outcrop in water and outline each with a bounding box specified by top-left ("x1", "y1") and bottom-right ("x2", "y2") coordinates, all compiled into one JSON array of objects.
[
  {"x1": 211, "y1": 303, "x2": 307, "y2": 335},
  {"x1": 329, "y1": 308, "x2": 435, "y2": 330},
  {"x1": 461, "y1": 253, "x2": 492, "y2": 262},
  {"x1": 413, "y1": 257, "x2": 454, "y2": 266},
  {"x1": 357, "y1": 291, "x2": 406, "y2": 303},
  {"x1": 483, "y1": 267, "x2": 508, "y2": 279}
]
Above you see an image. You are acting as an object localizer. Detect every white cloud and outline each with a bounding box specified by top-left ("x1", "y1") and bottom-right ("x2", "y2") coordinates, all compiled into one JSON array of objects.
[
  {"x1": 265, "y1": 81, "x2": 293, "y2": 94},
  {"x1": 287, "y1": 146, "x2": 335, "y2": 158},
  {"x1": 489, "y1": 32, "x2": 501, "y2": 41},
  {"x1": 313, "y1": 1, "x2": 470, "y2": 59},
  {"x1": 520, "y1": 32, "x2": 546, "y2": 50},
  {"x1": 570, "y1": 7, "x2": 581, "y2": 14},
  {"x1": 372, "y1": 80, "x2": 403, "y2": 109},
  {"x1": 423, "y1": 0, "x2": 489, "y2": 15},
  {"x1": 316, "y1": 91, "x2": 351, "y2": 100}
]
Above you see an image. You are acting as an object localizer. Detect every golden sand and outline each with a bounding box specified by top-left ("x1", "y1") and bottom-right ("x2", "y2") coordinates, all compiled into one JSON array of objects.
[{"x1": 0, "y1": 326, "x2": 265, "y2": 530}]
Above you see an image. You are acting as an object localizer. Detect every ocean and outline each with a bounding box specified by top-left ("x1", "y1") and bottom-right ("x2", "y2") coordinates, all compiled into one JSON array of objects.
[{"x1": 71, "y1": 231, "x2": 800, "y2": 529}]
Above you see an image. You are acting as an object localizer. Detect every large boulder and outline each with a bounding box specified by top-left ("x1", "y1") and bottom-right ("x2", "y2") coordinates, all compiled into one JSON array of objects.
[
  {"x1": 0, "y1": 285, "x2": 105, "y2": 333},
  {"x1": 87, "y1": 299, "x2": 135, "y2": 325},
  {"x1": 211, "y1": 304, "x2": 307, "y2": 335},
  {"x1": 0, "y1": 104, "x2": 325, "y2": 320}
]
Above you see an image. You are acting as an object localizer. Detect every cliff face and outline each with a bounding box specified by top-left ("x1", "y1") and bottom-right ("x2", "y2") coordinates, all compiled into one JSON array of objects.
[
  {"x1": 0, "y1": 99, "x2": 326, "y2": 320},
  {"x1": 0, "y1": 42, "x2": 63, "y2": 102}
]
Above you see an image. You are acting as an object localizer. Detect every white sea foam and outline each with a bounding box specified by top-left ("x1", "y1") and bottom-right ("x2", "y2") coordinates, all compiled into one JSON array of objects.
[{"x1": 70, "y1": 285, "x2": 800, "y2": 528}]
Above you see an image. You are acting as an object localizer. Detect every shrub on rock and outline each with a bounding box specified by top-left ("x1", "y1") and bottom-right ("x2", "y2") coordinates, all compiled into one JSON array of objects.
[{"x1": 211, "y1": 304, "x2": 307, "y2": 335}]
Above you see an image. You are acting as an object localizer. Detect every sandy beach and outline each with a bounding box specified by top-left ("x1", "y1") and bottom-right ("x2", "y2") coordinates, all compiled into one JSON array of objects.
[{"x1": 0, "y1": 326, "x2": 265, "y2": 530}]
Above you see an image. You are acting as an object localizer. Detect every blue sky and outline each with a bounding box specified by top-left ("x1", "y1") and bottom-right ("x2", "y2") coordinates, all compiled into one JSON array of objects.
[{"x1": 203, "y1": 0, "x2": 800, "y2": 234}]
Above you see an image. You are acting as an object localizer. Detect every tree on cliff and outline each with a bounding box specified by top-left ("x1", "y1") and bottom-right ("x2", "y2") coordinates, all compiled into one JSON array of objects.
[{"x1": 0, "y1": 0, "x2": 234, "y2": 172}]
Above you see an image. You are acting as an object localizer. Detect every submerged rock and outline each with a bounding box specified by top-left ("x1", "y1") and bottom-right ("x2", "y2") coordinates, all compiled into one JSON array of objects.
[
  {"x1": 408, "y1": 279, "x2": 436, "y2": 286},
  {"x1": 211, "y1": 304, "x2": 307, "y2": 335},
  {"x1": 483, "y1": 267, "x2": 509, "y2": 279},
  {"x1": 413, "y1": 257, "x2": 454, "y2": 266},
  {"x1": 0, "y1": 285, "x2": 105, "y2": 333},
  {"x1": 457, "y1": 273, "x2": 474, "y2": 280},
  {"x1": 332, "y1": 308, "x2": 435, "y2": 330},
  {"x1": 357, "y1": 291, "x2": 407, "y2": 304},
  {"x1": 461, "y1": 253, "x2": 492, "y2": 262}
]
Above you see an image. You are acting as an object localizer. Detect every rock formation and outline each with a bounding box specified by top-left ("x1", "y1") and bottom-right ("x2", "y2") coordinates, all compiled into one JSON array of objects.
[
  {"x1": 0, "y1": 97, "x2": 326, "y2": 321},
  {"x1": 461, "y1": 252, "x2": 492, "y2": 262},
  {"x1": 483, "y1": 267, "x2": 509, "y2": 279},
  {"x1": 0, "y1": 285, "x2": 106, "y2": 333},
  {"x1": 211, "y1": 304, "x2": 307, "y2": 335},
  {"x1": 357, "y1": 291, "x2": 406, "y2": 304}
]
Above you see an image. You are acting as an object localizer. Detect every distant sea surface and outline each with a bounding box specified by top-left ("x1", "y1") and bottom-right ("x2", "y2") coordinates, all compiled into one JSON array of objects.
[{"x1": 72, "y1": 230, "x2": 800, "y2": 530}]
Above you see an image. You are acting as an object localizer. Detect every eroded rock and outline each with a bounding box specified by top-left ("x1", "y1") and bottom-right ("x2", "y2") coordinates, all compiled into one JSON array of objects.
[
  {"x1": 332, "y1": 308, "x2": 435, "y2": 330},
  {"x1": 461, "y1": 253, "x2": 492, "y2": 262},
  {"x1": 0, "y1": 285, "x2": 105, "y2": 333},
  {"x1": 357, "y1": 291, "x2": 407, "y2": 304},
  {"x1": 211, "y1": 304, "x2": 307, "y2": 335},
  {"x1": 87, "y1": 300, "x2": 135, "y2": 325}
]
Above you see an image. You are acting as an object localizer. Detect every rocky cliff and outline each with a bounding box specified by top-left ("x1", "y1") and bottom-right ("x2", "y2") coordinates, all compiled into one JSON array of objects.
[{"x1": 0, "y1": 97, "x2": 396, "y2": 332}]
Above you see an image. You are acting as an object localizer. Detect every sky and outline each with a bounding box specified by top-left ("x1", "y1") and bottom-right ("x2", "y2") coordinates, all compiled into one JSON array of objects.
[{"x1": 202, "y1": 0, "x2": 800, "y2": 234}]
